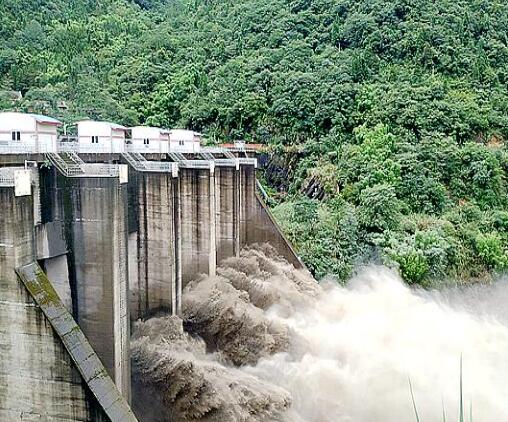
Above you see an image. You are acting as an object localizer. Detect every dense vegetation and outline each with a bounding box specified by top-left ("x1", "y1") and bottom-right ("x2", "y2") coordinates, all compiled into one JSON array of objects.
[{"x1": 2, "y1": 0, "x2": 508, "y2": 284}]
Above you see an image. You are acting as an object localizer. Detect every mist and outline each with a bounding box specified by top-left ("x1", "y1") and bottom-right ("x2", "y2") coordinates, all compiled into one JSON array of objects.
[{"x1": 132, "y1": 245, "x2": 508, "y2": 422}]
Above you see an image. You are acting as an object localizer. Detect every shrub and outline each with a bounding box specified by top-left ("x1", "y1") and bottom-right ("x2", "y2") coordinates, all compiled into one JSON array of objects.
[
  {"x1": 358, "y1": 183, "x2": 402, "y2": 231},
  {"x1": 475, "y1": 232, "x2": 508, "y2": 271}
]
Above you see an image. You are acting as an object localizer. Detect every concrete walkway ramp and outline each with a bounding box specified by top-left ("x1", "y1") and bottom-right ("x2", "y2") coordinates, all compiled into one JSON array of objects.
[{"x1": 15, "y1": 262, "x2": 138, "y2": 422}]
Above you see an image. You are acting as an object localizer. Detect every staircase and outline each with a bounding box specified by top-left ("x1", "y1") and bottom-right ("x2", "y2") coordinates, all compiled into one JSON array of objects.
[
  {"x1": 223, "y1": 149, "x2": 236, "y2": 159},
  {"x1": 168, "y1": 152, "x2": 187, "y2": 162},
  {"x1": 46, "y1": 152, "x2": 84, "y2": 177},
  {"x1": 199, "y1": 151, "x2": 215, "y2": 161},
  {"x1": 130, "y1": 152, "x2": 147, "y2": 162},
  {"x1": 47, "y1": 152, "x2": 119, "y2": 178},
  {"x1": 122, "y1": 152, "x2": 175, "y2": 173}
]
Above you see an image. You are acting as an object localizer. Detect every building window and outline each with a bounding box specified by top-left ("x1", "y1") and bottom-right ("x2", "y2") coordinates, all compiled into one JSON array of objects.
[
  {"x1": 143, "y1": 138, "x2": 150, "y2": 145},
  {"x1": 179, "y1": 140, "x2": 184, "y2": 146},
  {"x1": 92, "y1": 136, "x2": 99, "y2": 144},
  {"x1": 11, "y1": 131, "x2": 21, "y2": 141}
]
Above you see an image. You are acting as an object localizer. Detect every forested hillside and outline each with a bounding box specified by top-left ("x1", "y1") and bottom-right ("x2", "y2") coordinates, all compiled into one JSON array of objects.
[{"x1": 2, "y1": 0, "x2": 508, "y2": 284}]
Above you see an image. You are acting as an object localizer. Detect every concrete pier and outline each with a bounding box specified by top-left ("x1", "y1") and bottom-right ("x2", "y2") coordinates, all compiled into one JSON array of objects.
[
  {"x1": 179, "y1": 167, "x2": 217, "y2": 286},
  {"x1": 215, "y1": 166, "x2": 240, "y2": 263},
  {"x1": 131, "y1": 172, "x2": 180, "y2": 320},
  {"x1": 59, "y1": 176, "x2": 131, "y2": 401},
  {"x1": 127, "y1": 160, "x2": 302, "y2": 321},
  {"x1": 0, "y1": 183, "x2": 108, "y2": 421}
]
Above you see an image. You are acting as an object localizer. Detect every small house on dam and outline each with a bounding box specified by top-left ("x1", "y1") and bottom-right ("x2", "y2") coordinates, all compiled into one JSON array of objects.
[
  {"x1": 0, "y1": 112, "x2": 61, "y2": 154},
  {"x1": 129, "y1": 126, "x2": 170, "y2": 153},
  {"x1": 169, "y1": 129, "x2": 202, "y2": 153},
  {"x1": 77, "y1": 120, "x2": 128, "y2": 153}
]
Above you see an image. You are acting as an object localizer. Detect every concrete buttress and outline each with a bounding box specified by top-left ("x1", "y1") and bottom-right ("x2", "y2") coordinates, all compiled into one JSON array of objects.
[
  {"x1": 0, "y1": 184, "x2": 109, "y2": 421},
  {"x1": 60, "y1": 176, "x2": 131, "y2": 402}
]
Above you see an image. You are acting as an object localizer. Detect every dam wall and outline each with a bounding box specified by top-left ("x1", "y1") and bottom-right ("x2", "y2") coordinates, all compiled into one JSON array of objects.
[
  {"x1": 179, "y1": 167, "x2": 217, "y2": 285},
  {"x1": 239, "y1": 164, "x2": 304, "y2": 269},
  {"x1": 0, "y1": 182, "x2": 112, "y2": 421},
  {"x1": 0, "y1": 152, "x2": 301, "y2": 421},
  {"x1": 127, "y1": 161, "x2": 304, "y2": 320},
  {"x1": 130, "y1": 172, "x2": 180, "y2": 320},
  {"x1": 215, "y1": 166, "x2": 240, "y2": 262},
  {"x1": 37, "y1": 167, "x2": 132, "y2": 400}
]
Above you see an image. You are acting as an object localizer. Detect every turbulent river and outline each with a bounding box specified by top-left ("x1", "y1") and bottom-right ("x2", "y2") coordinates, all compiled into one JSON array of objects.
[{"x1": 131, "y1": 245, "x2": 508, "y2": 422}]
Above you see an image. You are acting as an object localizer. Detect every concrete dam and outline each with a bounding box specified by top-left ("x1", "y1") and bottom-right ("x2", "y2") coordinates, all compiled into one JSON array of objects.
[{"x1": 0, "y1": 113, "x2": 302, "y2": 421}]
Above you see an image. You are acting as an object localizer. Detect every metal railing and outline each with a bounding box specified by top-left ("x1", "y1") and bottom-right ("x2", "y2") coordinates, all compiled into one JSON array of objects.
[
  {"x1": 0, "y1": 142, "x2": 58, "y2": 154},
  {"x1": 46, "y1": 153, "x2": 83, "y2": 177},
  {"x1": 214, "y1": 158, "x2": 238, "y2": 168},
  {"x1": 57, "y1": 141, "x2": 113, "y2": 154},
  {"x1": 56, "y1": 141, "x2": 79, "y2": 152},
  {"x1": 177, "y1": 160, "x2": 214, "y2": 169},
  {"x1": 255, "y1": 179, "x2": 269, "y2": 202},
  {"x1": 80, "y1": 164, "x2": 120, "y2": 177},
  {"x1": 223, "y1": 145, "x2": 260, "y2": 153},
  {"x1": 168, "y1": 151, "x2": 214, "y2": 170},
  {"x1": 125, "y1": 144, "x2": 163, "y2": 154},
  {"x1": 0, "y1": 168, "x2": 16, "y2": 186},
  {"x1": 141, "y1": 162, "x2": 175, "y2": 172},
  {"x1": 0, "y1": 143, "x2": 33, "y2": 154},
  {"x1": 238, "y1": 157, "x2": 258, "y2": 167},
  {"x1": 129, "y1": 152, "x2": 147, "y2": 162},
  {"x1": 201, "y1": 147, "x2": 226, "y2": 155},
  {"x1": 199, "y1": 151, "x2": 215, "y2": 161}
]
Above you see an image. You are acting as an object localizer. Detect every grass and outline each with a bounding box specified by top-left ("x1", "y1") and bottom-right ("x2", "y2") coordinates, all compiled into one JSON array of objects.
[{"x1": 410, "y1": 355, "x2": 471, "y2": 422}]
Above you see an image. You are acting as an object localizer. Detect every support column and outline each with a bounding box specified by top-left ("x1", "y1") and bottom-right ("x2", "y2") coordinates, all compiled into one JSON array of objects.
[
  {"x1": 215, "y1": 166, "x2": 240, "y2": 263},
  {"x1": 179, "y1": 165, "x2": 216, "y2": 286},
  {"x1": 234, "y1": 165, "x2": 241, "y2": 257},
  {"x1": 133, "y1": 172, "x2": 178, "y2": 319},
  {"x1": 62, "y1": 176, "x2": 131, "y2": 402},
  {"x1": 172, "y1": 173, "x2": 182, "y2": 315},
  {"x1": 239, "y1": 164, "x2": 256, "y2": 247},
  {"x1": 209, "y1": 163, "x2": 216, "y2": 276}
]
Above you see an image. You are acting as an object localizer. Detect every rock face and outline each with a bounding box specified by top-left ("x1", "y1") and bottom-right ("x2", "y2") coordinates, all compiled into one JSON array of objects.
[{"x1": 131, "y1": 245, "x2": 318, "y2": 422}]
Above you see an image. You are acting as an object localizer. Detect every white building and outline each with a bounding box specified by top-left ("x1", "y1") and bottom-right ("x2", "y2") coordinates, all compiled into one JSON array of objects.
[
  {"x1": 169, "y1": 129, "x2": 202, "y2": 153},
  {"x1": 129, "y1": 126, "x2": 170, "y2": 153},
  {"x1": 0, "y1": 112, "x2": 61, "y2": 154},
  {"x1": 77, "y1": 120, "x2": 127, "y2": 153}
]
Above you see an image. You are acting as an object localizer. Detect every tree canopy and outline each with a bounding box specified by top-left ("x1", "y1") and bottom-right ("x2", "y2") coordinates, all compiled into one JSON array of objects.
[{"x1": 2, "y1": 0, "x2": 508, "y2": 284}]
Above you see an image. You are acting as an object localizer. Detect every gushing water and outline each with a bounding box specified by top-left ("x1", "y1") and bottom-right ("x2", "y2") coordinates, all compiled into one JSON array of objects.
[{"x1": 132, "y1": 245, "x2": 508, "y2": 422}]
